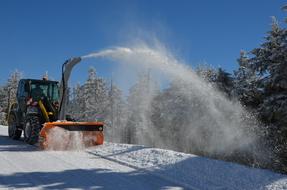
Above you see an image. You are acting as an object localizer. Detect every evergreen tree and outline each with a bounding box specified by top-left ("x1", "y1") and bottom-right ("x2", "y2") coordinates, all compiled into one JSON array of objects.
[
  {"x1": 68, "y1": 67, "x2": 109, "y2": 122},
  {"x1": 83, "y1": 67, "x2": 108, "y2": 121},
  {"x1": 151, "y1": 80, "x2": 193, "y2": 152},
  {"x1": 283, "y1": 5, "x2": 287, "y2": 23},
  {"x1": 68, "y1": 83, "x2": 86, "y2": 120},
  {"x1": 196, "y1": 64, "x2": 217, "y2": 84},
  {"x1": 105, "y1": 82, "x2": 127, "y2": 143},
  {"x1": 196, "y1": 65, "x2": 234, "y2": 98},
  {"x1": 0, "y1": 70, "x2": 22, "y2": 125},
  {"x1": 250, "y1": 17, "x2": 287, "y2": 126},
  {"x1": 126, "y1": 71, "x2": 159, "y2": 145},
  {"x1": 247, "y1": 16, "x2": 287, "y2": 172},
  {"x1": 233, "y1": 51, "x2": 261, "y2": 108},
  {"x1": 214, "y1": 68, "x2": 234, "y2": 98},
  {"x1": 0, "y1": 86, "x2": 7, "y2": 125},
  {"x1": 6, "y1": 70, "x2": 22, "y2": 105}
]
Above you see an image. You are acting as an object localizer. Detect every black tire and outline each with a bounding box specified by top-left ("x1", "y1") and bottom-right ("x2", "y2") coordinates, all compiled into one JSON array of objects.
[
  {"x1": 24, "y1": 115, "x2": 42, "y2": 145},
  {"x1": 8, "y1": 113, "x2": 22, "y2": 140}
]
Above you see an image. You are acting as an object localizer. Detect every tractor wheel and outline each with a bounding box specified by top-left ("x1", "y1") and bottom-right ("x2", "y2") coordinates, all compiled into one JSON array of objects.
[
  {"x1": 8, "y1": 113, "x2": 22, "y2": 140},
  {"x1": 24, "y1": 115, "x2": 42, "y2": 145}
]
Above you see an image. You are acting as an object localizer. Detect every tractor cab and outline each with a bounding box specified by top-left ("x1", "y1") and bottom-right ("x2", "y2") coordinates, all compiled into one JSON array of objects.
[
  {"x1": 17, "y1": 79, "x2": 60, "y2": 122},
  {"x1": 17, "y1": 79, "x2": 59, "y2": 102}
]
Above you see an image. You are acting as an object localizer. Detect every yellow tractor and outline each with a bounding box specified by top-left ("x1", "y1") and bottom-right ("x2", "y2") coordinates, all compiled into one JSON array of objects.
[{"x1": 7, "y1": 58, "x2": 104, "y2": 150}]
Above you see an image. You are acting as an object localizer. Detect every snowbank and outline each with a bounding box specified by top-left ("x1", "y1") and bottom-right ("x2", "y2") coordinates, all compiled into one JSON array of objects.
[{"x1": 89, "y1": 143, "x2": 287, "y2": 190}]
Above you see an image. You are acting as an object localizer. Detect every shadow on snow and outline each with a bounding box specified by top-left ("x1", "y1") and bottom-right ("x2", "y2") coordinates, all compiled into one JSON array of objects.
[
  {"x1": 0, "y1": 168, "x2": 181, "y2": 190},
  {"x1": 0, "y1": 135, "x2": 38, "y2": 152}
]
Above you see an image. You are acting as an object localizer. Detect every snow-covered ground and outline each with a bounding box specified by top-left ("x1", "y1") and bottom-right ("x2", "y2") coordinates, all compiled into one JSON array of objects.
[{"x1": 0, "y1": 125, "x2": 287, "y2": 190}]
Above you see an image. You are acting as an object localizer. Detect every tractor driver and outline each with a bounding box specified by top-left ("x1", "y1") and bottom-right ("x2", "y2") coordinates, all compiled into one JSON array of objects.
[{"x1": 31, "y1": 84, "x2": 45, "y2": 100}]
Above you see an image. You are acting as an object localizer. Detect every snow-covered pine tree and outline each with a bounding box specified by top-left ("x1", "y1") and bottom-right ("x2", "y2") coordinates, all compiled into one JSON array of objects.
[
  {"x1": 250, "y1": 17, "x2": 287, "y2": 126},
  {"x1": 83, "y1": 67, "x2": 108, "y2": 121},
  {"x1": 151, "y1": 79, "x2": 193, "y2": 152},
  {"x1": 126, "y1": 71, "x2": 159, "y2": 145},
  {"x1": 0, "y1": 86, "x2": 7, "y2": 125},
  {"x1": 248, "y1": 16, "x2": 287, "y2": 172},
  {"x1": 68, "y1": 67, "x2": 109, "y2": 122},
  {"x1": 7, "y1": 70, "x2": 22, "y2": 105},
  {"x1": 0, "y1": 70, "x2": 22, "y2": 125},
  {"x1": 283, "y1": 5, "x2": 287, "y2": 23},
  {"x1": 67, "y1": 83, "x2": 86, "y2": 120},
  {"x1": 196, "y1": 64, "x2": 234, "y2": 98},
  {"x1": 214, "y1": 68, "x2": 234, "y2": 98},
  {"x1": 196, "y1": 64, "x2": 217, "y2": 84},
  {"x1": 233, "y1": 50, "x2": 261, "y2": 108},
  {"x1": 105, "y1": 81, "x2": 127, "y2": 143}
]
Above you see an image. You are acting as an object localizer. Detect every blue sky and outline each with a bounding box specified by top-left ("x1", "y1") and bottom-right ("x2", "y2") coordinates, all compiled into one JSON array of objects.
[{"x1": 0, "y1": 0, "x2": 286, "y2": 87}]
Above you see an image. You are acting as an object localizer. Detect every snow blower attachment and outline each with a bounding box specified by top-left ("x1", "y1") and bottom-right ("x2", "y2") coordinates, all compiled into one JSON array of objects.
[
  {"x1": 7, "y1": 57, "x2": 104, "y2": 150},
  {"x1": 39, "y1": 122, "x2": 104, "y2": 150}
]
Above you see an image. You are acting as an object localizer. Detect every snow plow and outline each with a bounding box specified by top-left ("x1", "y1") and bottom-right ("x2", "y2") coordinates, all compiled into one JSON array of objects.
[
  {"x1": 39, "y1": 122, "x2": 104, "y2": 150},
  {"x1": 7, "y1": 57, "x2": 104, "y2": 150}
]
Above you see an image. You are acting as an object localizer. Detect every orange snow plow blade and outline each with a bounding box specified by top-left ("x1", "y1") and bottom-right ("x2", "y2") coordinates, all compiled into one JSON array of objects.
[{"x1": 39, "y1": 121, "x2": 104, "y2": 150}]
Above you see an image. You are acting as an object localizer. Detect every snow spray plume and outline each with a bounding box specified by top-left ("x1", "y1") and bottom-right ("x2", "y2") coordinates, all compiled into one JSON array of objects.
[
  {"x1": 45, "y1": 127, "x2": 85, "y2": 151},
  {"x1": 82, "y1": 43, "x2": 270, "y2": 163}
]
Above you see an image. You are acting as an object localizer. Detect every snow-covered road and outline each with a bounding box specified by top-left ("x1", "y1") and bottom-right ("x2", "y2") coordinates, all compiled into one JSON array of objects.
[{"x1": 0, "y1": 125, "x2": 287, "y2": 190}]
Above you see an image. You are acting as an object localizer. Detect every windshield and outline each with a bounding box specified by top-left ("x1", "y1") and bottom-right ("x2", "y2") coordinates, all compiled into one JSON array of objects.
[{"x1": 31, "y1": 82, "x2": 59, "y2": 101}]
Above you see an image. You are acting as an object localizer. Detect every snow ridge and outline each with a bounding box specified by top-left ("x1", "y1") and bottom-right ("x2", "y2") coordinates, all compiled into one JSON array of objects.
[{"x1": 88, "y1": 143, "x2": 287, "y2": 190}]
